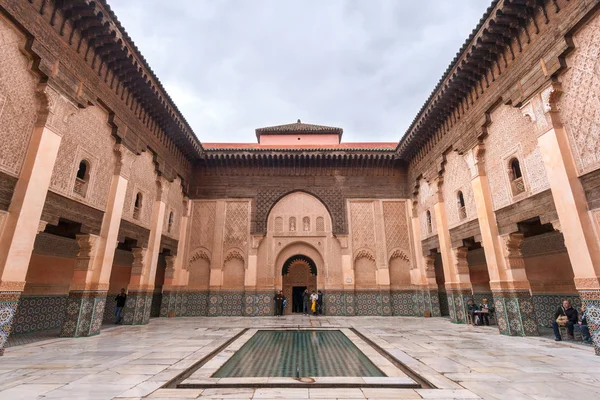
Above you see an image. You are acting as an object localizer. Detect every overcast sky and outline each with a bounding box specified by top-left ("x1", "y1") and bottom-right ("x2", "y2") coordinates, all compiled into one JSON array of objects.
[{"x1": 109, "y1": 1, "x2": 491, "y2": 144}]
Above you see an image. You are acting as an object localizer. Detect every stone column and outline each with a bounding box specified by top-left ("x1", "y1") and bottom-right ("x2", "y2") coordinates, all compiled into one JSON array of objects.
[
  {"x1": 432, "y1": 176, "x2": 473, "y2": 323},
  {"x1": 464, "y1": 145, "x2": 538, "y2": 336},
  {"x1": 409, "y1": 201, "x2": 439, "y2": 317},
  {"x1": 122, "y1": 247, "x2": 151, "y2": 325},
  {"x1": 160, "y1": 255, "x2": 177, "y2": 318},
  {"x1": 61, "y1": 144, "x2": 132, "y2": 337},
  {"x1": 530, "y1": 84, "x2": 600, "y2": 353},
  {"x1": 0, "y1": 85, "x2": 72, "y2": 355},
  {"x1": 123, "y1": 177, "x2": 168, "y2": 324}
]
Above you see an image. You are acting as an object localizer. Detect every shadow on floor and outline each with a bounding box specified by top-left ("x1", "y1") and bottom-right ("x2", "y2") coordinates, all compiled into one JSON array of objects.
[{"x1": 7, "y1": 324, "x2": 121, "y2": 348}]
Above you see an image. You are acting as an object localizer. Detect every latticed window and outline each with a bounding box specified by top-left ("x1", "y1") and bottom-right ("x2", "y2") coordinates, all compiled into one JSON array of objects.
[
  {"x1": 426, "y1": 210, "x2": 432, "y2": 234},
  {"x1": 74, "y1": 160, "x2": 90, "y2": 197},
  {"x1": 275, "y1": 217, "x2": 283, "y2": 232},
  {"x1": 289, "y1": 217, "x2": 296, "y2": 232},
  {"x1": 303, "y1": 216, "x2": 310, "y2": 231},
  {"x1": 509, "y1": 158, "x2": 525, "y2": 196},
  {"x1": 134, "y1": 192, "x2": 143, "y2": 220},
  {"x1": 457, "y1": 191, "x2": 467, "y2": 220},
  {"x1": 316, "y1": 217, "x2": 325, "y2": 232}
]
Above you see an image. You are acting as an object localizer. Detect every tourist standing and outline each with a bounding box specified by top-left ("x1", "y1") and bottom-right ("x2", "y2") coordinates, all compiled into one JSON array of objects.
[
  {"x1": 576, "y1": 304, "x2": 592, "y2": 343},
  {"x1": 310, "y1": 291, "x2": 318, "y2": 315},
  {"x1": 303, "y1": 289, "x2": 310, "y2": 315},
  {"x1": 115, "y1": 288, "x2": 127, "y2": 324},
  {"x1": 317, "y1": 290, "x2": 323, "y2": 315},
  {"x1": 274, "y1": 290, "x2": 284, "y2": 316},
  {"x1": 478, "y1": 298, "x2": 494, "y2": 326}
]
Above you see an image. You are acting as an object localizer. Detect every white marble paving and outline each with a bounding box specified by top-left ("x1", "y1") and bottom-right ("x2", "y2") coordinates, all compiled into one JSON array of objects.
[{"x1": 0, "y1": 316, "x2": 598, "y2": 399}]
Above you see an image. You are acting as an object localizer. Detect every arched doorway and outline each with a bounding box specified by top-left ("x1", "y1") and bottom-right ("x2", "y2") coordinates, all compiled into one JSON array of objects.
[{"x1": 282, "y1": 255, "x2": 317, "y2": 314}]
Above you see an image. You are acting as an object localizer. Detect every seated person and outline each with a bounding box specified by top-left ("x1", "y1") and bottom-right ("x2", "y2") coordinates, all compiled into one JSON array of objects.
[
  {"x1": 552, "y1": 299, "x2": 578, "y2": 341},
  {"x1": 466, "y1": 299, "x2": 479, "y2": 325},
  {"x1": 575, "y1": 304, "x2": 592, "y2": 343},
  {"x1": 478, "y1": 298, "x2": 494, "y2": 326}
]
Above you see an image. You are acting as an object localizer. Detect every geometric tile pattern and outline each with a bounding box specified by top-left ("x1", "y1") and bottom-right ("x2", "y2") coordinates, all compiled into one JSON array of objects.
[
  {"x1": 579, "y1": 290, "x2": 600, "y2": 356},
  {"x1": 532, "y1": 293, "x2": 581, "y2": 328},
  {"x1": 243, "y1": 292, "x2": 274, "y2": 317},
  {"x1": 12, "y1": 295, "x2": 67, "y2": 334},
  {"x1": 150, "y1": 292, "x2": 162, "y2": 318},
  {"x1": 208, "y1": 291, "x2": 244, "y2": 316},
  {"x1": 121, "y1": 291, "x2": 152, "y2": 325},
  {"x1": 183, "y1": 291, "x2": 209, "y2": 316},
  {"x1": 446, "y1": 290, "x2": 472, "y2": 324},
  {"x1": 438, "y1": 291, "x2": 450, "y2": 316},
  {"x1": 59, "y1": 291, "x2": 107, "y2": 337},
  {"x1": 493, "y1": 290, "x2": 539, "y2": 336},
  {"x1": 0, "y1": 292, "x2": 20, "y2": 356},
  {"x1": 391, "y1": 291, "x2": 419, "y2": 316}
]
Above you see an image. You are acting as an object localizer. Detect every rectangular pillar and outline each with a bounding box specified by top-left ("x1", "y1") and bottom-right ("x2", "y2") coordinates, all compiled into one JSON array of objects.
[
  {"x1": 534, "y1": 85, "x2": 600, "y2": 353},
  {"x1": 61, "y1": 147, "x2": 131, "y2": 336},
  {"x1": 0, "y1": 91, "x2": 67, "y2": 355},
  {"x1": 465, "y1": 144, "x2": 538, "y2": 336}
]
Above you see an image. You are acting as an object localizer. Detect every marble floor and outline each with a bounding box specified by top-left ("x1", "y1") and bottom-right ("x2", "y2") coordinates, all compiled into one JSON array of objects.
[{"x1": 1, "y1": 316, "x2": 600, "y2": 399}]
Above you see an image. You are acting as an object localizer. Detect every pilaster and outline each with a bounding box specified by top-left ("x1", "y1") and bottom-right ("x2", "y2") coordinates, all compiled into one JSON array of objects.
[
  {"x1": 0, "y1": 85, "x2": 75, "y2": 354},
  {"x1": 465, "y1": 143, "x2": 538, "y2": 336}
]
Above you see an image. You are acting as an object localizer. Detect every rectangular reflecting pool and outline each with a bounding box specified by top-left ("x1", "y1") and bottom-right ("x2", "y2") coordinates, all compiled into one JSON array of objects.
[{"x1": 212, "y1": 330, "x2": 385, "y2": 378}]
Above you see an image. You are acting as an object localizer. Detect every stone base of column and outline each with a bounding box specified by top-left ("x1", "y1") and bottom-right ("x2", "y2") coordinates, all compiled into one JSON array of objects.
[
  {"x1": 0, "y1": 291, "x2": 21, "y2": 356},
  {"x1": 416, "y1": 288, "x2": 441, "y2": 317},
  {"x1": 122, "y1": 291, "x2": 152, "y2": 325},
  {"x1": 492, "y1": 290, "x2": 539, "y2": 336},
  {"x1": 447, "y1": 289, "x2": 473, "y2": 324},
  {"x1": 60, "y1": 291, "x2": 107, "y2": 337},
  {"x1": 579, "y1": 290, "x2": 600, "y2": 356}
]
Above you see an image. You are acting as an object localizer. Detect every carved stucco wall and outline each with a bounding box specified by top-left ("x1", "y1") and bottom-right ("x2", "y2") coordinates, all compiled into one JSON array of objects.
[
  {"x1": 223, "y1": 201, "x2": 250, "y2": 261},
  {"x1": 485, "y1": 104, "x2": 549, "y2": 211},
  {"x1": 188, "y1": 200, "x2": 216, "y2": 260},
  {"x1": 382, "y1": 200, "x2": 412, "y2": 288},
  {"x1": 122, "y1": 151, "x2": 158, "y2": 229},
  {"x1": 262, "y1": 192, "x2": 334, "y2": 289},
  {"x1": 0, "y1": 17, "x2": 38, "y2": 177},
  {"x1": 49, "y1": 105, "x2": 116, "y2": 211},
  {"x1": 350, "y1": 201, "x2": 377, "y2": 259},
  {"x1": 442, "y1": 151, "x2": 477, "y2": 228},
  {"x1": 417, "y1": 178, "x2": 437, "y2": 239},
  {"x1": 560, "y1": 13, "x2": 600, "y2": 175},
  {"x1": 162, "y1": 177, "x2": 184, "y2": 240}
]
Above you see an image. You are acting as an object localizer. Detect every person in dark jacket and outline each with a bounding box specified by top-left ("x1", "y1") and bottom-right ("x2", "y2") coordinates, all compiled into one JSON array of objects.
[
  {"x1": 575, "y1": 304, "x2": 592, "y2": 343},
  {"x1": 466, "y1": 299, "x2": 479, "y2": 325},
  {"x1": 552, "y1": 299, "x2": 578, "y2": 341},
  {"x1": 273, "y1": 291, "x2": 285, "y2": 317},
  {"x1": 317, "y1": 290, "x2": 323, "y2": 315},
  {"x1": 302, "y1": 289, "x2": 310, "y2": 315},
  {"x1": 115, "y1": 288, "x2": 127, "y2": 324}
]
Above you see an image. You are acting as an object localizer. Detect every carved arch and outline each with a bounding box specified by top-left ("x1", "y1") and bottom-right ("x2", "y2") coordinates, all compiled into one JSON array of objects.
[
  {"x1": 354, "y1": 248, "x2": 375, "y2": 262},
  {"x1": 187, "y1": 247, "x2": 211, "y2": 270},
  {"x1": 223, "y1": 248, "x2": 245, "y2": 264}
]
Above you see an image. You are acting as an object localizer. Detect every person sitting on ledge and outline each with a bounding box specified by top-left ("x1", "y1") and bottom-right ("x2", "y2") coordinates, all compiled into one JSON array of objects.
[
  {"x1": 466, "y1": 299, "x2": 479, "y2": 325},
  {"x1": 575, "y1": 303, "x2": 593, "y2": 344},
  {"x1": 552, "y1": 299, "x2": 578, "y2": 341},
  {"x1": 478, "y1": 298, "x2": 494, "y2": 326}
]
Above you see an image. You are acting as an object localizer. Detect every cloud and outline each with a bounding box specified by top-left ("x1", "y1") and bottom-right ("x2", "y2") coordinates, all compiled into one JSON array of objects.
[{"x1": 109, "y1": 0, "x2": 490, "y2": 143}]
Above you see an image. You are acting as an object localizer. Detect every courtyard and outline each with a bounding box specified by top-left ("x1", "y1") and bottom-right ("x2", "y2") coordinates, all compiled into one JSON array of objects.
[{"x1": 1, "y1": 316, "x2": 599, "y2": 400}]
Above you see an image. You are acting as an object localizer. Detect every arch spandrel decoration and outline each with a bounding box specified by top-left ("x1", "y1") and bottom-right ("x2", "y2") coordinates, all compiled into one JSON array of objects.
[
  {"x1": 187, "y1": 247, "x2": 211, "y2": 270},
  {"x1": 255, "y1": 188, "x2": 346, "y2": 235},
  {"x1": 354, "y1": 248, "x2": 375, "y2": 262},
  {"x1": 282, "y1": 255, "x2": 317, "y2": 276}
]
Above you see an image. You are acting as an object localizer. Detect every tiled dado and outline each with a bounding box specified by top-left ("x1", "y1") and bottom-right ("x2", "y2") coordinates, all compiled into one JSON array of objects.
[
  {"x1": 184, "y1": 291, "x2": 209, "y2": 316},
  {"x1": 243, "y1": 291, "x2": 274, "y2": 316},
  {"x1": 121, "y1": 291, "x2": 152, "y2": 325},
  {"x1": 493, "y1": 290, "x2": 539, "y2": 336},
  {"x1": 0, "y1": 292, "x2": 20, "y2": 356},
  {"x1": 579, "y1": 290, "x2": 600, "y2": 356},
  {"x1": 532, "y1": 293, "x2": 581, "y2": 328},
  {"x1": 12, "y1": 295, "x2": 67, "y2": 334},
  {"x1": 323, "y1": 291, "x2": 391, "y2": 316},
  {"x1": 206, "y1": 291, "x2": 274, "y2": 316},
  {"x1": 60, "y1": 291, "x2": 106, "y2": 337},
  {"x1": 447, "y1": 289, "x2": 473, "y2": 324},
  {"x1": 390, "y1": 290, "x2": 440, "y2": 317}
]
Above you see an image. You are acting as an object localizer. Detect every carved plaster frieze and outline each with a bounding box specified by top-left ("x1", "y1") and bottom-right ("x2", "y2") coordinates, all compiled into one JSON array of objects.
[
  {"x1": 354, "y1": 248, "x2": 375, "y2": 262},
  {"x1": 73, "y1": 234, "x2": 99, "y2": 271},
  {"x1": 223, "y1": 249, "x2": 244, "y2": 264},
  {"x1": 389, "y1": 249, "x2": 410, "y2": 263}
]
